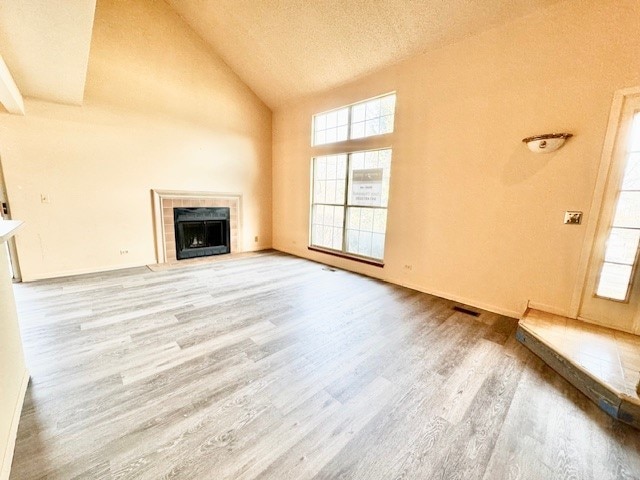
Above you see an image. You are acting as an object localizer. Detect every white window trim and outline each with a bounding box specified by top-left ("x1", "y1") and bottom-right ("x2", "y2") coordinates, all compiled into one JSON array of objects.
[
  {"x1": 309, "y1": 148, "x2": 392, "y2": 264},
  {"x1": 308, "y1": 92, "x2": 397, "y2": 265},
  {"x1": 311, "y1": 91, "x2": 396, "y2": 147},
  {"x1": 569, "y1": 86, "x2": 640, "y2": 316}
]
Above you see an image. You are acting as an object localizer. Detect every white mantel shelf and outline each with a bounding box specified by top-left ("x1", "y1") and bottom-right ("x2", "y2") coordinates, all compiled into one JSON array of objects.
[{"x1": 0, "y1": 220, "x2": 23, "y2": 243}]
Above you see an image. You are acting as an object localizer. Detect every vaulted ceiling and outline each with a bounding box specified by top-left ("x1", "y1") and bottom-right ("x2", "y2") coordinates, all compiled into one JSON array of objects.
[
  {"x1": 166, "y1": 0, "x2": 565, "y2": 108},
  {"x1": 0, "y1": 0, "x2": 565, "y2": 110}
]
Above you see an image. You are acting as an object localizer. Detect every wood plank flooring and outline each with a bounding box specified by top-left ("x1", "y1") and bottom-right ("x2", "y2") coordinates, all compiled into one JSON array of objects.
[{"x1": 8, "y1": 251, "x2": 640, "y2": 479}]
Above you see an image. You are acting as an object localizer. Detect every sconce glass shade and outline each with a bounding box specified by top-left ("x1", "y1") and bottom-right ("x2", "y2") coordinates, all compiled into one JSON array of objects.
[{"x1": 523, "y1": 133, "x2": 573, "y2": 153}]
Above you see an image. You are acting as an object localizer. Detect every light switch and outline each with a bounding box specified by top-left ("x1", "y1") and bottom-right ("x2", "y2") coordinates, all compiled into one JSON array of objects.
[{"x1": 564, "y1": 211, "x2": 582, "y2": 224}]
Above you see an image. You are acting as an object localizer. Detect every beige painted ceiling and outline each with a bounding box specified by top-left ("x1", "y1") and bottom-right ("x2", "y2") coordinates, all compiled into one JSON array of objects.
[
  {"x1": 165, "y1": 0, "x2": 564, "y2": 109},
  {"x1": 0, "y1": 0, "x2": 96, "y2": 106}
]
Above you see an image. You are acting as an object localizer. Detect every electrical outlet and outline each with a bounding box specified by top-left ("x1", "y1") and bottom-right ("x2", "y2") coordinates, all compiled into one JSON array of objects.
[
  {"x1": 120, "y1": 249, "x2": 129, "y2": 255},
  {"x1": 564, "y1": 211, "x2": 583, "y2": 225},
  {"x1": 40, "y1": 193, "x2": 50, "y2": 204},
  {"x1": 403, "y1": 264, "x2": 413, "y2": 271},
  {"x1": 254, "y1": 236, "x2": 259, "y2": 243}
]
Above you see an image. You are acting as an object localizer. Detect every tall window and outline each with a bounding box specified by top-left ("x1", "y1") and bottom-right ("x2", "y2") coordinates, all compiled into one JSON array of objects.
[
  {"x1": 596, "y1": 112, "x2": 640, "y2": 300},
  {"x1": 310, "y1": 93, "x2": 396, "y2": 262}
]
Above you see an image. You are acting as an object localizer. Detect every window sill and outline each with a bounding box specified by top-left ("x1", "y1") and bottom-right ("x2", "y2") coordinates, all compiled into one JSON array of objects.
[{"x1": 307, "y1": 246, "x2": 384, "y2": 268}]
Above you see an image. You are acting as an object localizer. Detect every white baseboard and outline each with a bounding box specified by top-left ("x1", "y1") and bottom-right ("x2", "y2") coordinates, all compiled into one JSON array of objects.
[
  {"x1": 396, "y1": 279, "x2": 524, "y2": 319},
  {"x1": 1, "y1": 370, "x2": 29, "y2": 480},
  {"x1": 22, "y1": 261, "x2": 153, "y2": 282},
  {"x1": 273, "y1": 247, "x2": 525, "y2": 319}
]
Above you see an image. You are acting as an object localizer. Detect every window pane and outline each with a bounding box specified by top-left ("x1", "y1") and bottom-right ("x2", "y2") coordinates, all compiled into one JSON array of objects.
[
  {"x1": 349, "y1": 207, "x2": 361, "y2": 229},
  {"x1": 346, "y1": 206, "x2": 385, "y2": 260},
  {"x1": 325, "y1": 156, "x2": 337, "y2": 180},
  {"x1": 326, "y1": 111, "x2": 337, "y2": 128},
  {"x1": 371, "y1": 233, "x2": 386, "y2": 259},
  {"x1": 612, "y1": 191, "x2": 640, "y2": 228},
  {"x1": 365, "y1": 120, "x2": 380, "y2": 137},
  {"x1": 314, "y1": 153, "x2": 347, "y2": 202},
  {"x1": 333, "y1": 206, "x2": 344, "y2": 227},
  {"x1": 347, "y1": 230, "x2": 358, "y2": 252},
  {"x1": 351, "y1": 122, "x2": 365, "y2": 139},
  {"x1": 348, "y1": 149, "x2": 392, "y2": 207},
  {"x1": 348, "y1": 93, "x2": 396, "y2": 140},
  {"x1": 365, "y1": 99, "x2": 381, "y2": 120},
  {"x1": 336, "y1": 156, "x2": 347, "y2": 179},
  {"x1": 325, "y1": 180, "x2": 337, "y2": 204},
  {"x1": 337, "y1": 125, "x2": 348, "y2": 142},
  {"x1": 596, "y1": 262, "x2": 633, "y2": 300},
  {"x1": 314, "y1": 131, "x2": 326, "y2": 146},
  {"x1": 381, "y1": 95, "x2": 395, "y2": 116},
  {"x1": 622, "y1": 153, "x2": 640, "y2": 191},
  {"x1": 380, "y1": 115, "x2": 394, "y2": 135},
  {"x1": 351, "y1": 152, "x2": 365, "y2": 170},
  {"x1": 335, "y1": 181, "x2": 345, "y2": 203},
  {"x1": 332, "y1": 227, "x2": 342, "y2": 250},
  {"x1": 324, "y1": 205, "x2": 334, "y2": 225},
  {"x1": 357, "y1": 231, "x2": 372, "y2": 257},
  {"x1": 311, "y1": 204, "x2": 344, "y2": 250},
  {"x1": 373, "y1": 209, "x2": 387, "y2": 233},
  {"x1": 315, "y1": 114, "x2": 326, "y2": 131},
  {"x1": 337, "y1": 108, "x2": 349, "y2": 126},
  {"x1": 360, "y1": 208, "x2": 373, "y2": 230},
  {"x1": 314, "y1": 180, "x2": 325, "y2": 203},
  {"x1": 604, "y1": 228, "x2": 640, "y2": 265},
  {"x1": 352, "y1": 104, "x2": 365, "y2": 122},
  {"x1": 312, "y1": 225, "x2": 322, "y2": 245},
  {"x1": 315, "y1": 159, "x2": 327, "y2": 179}
]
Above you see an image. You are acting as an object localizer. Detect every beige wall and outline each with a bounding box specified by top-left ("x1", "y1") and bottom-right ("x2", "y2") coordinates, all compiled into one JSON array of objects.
[
  {"x1": 0, "y1": 0, "x2": 272, "y2": 280},
  {"x1": 273, "y1": 0, "x2": 640, "y2": 318},
  {"x1": 0, "y1": 243, "x2": 27, "y2": 479}
]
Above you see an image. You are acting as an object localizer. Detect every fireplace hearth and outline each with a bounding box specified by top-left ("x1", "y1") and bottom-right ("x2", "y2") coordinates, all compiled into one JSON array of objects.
[{"x1": 174, "y1": 207, "x2": 230, "y2": 260}]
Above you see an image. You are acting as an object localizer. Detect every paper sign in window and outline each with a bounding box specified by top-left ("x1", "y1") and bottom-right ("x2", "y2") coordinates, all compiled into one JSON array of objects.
[{"x1": 351, "y1": 168, "x2": 384, "y2": 207}]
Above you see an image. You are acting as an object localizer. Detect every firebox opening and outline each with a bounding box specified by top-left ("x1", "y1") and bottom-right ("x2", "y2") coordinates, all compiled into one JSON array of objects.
[{"x1": 174, "y1": 207, "x2": 230, "y2": 260}]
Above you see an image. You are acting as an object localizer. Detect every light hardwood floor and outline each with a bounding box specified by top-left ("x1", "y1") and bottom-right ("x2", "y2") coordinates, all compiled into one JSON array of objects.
[{"x1": 8, "y1": 251, "x2": 640, "y2": 479}]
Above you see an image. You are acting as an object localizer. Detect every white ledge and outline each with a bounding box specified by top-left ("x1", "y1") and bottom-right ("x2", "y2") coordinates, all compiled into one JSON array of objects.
[
  {"x1": 0, "y1": 220, "x2": 23, "y2": 243},
  {"x1": 0, "y1": 55, "x2": 25, "y2": 115}
]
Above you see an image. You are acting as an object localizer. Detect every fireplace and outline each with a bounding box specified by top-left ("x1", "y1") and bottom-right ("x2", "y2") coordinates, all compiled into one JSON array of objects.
[{"x1": 174, "y1": 207, "x2": 230, "y2": 260}]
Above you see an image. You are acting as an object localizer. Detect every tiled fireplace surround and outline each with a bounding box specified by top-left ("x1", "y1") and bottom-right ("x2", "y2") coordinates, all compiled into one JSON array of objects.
[{"x1": 152, "y1": 190, "x2": 241, "y2": 264}]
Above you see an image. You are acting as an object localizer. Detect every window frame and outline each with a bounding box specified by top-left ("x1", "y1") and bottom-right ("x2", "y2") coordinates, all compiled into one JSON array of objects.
[
  {"x1": 311, "y1": 92, "x2": 396, "y2": 147},
  {"x1": 309, "y1": 147, "x2": 392, "y2": 266},
  {"x1": 309, "y1": 92, "x2": 397, "y2": 266}
]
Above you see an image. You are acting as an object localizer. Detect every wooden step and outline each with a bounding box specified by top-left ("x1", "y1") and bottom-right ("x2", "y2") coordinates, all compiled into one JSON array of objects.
[{"x1": 517, "y1": 309, "x2": 640, "y2": 430}]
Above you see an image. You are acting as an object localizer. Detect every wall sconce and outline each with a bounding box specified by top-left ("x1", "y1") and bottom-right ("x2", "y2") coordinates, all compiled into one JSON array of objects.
[{"x1": 522, "y1": 133, "x2": 573, "y2": 153}]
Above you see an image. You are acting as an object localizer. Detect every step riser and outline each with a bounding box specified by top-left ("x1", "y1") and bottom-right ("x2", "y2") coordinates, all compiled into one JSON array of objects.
[{"x1": 516, "y1": 326, "x2": 639, "y2": 430}]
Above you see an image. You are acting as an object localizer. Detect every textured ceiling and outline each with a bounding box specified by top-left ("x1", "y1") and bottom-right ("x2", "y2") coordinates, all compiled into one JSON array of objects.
[
  {"x1": 165, "y1": 0, "x2": 564, "y2": 109},
  {"x1": 0, "y1": 0, "x2": 96, "y2": 105}
]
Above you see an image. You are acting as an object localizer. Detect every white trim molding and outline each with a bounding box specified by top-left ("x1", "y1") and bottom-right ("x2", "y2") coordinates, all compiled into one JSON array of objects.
[{"x1": 569, "y1": 86, "x2": 640, "y2": 318}]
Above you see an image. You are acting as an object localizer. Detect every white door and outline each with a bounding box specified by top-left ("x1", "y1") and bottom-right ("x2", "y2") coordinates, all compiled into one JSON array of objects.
[{"x1": 579, "y1": 93, "x2": 640, "y2": 334}]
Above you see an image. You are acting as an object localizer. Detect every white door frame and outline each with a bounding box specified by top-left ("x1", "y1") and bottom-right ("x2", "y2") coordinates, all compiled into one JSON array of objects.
[
  {"x1": 569, "y1": 86, "x2": 640, "y2": 318},
  {"x1": 0, "y1": 156, "x2": 22, "y2": 281}
]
